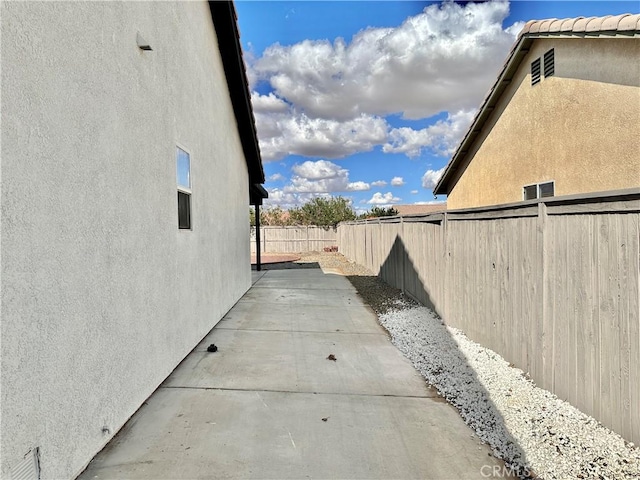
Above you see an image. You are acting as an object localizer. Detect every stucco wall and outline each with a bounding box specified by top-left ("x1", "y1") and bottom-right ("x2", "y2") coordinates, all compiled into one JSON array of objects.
[
  {"x1": 447, "y1": 38, "x2": 640, "y2": 209},
  {"x1": 1, "y1": 2, "x2": 251, "y2": 478}
]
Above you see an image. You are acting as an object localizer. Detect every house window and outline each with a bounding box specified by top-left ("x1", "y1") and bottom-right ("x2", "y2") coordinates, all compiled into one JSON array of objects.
[
  {"x1": 531, "y1": 58, "x2": 541, "y2": 86},
  {"x1": 177, "y1": 146, "x2": 191, "y2": 229},
  {"x1": 543, "y1": 49, "x2": 555, "y2": 78},
  {"x1": 523, "y1": 181, "x2": 555, "y2": 200}
]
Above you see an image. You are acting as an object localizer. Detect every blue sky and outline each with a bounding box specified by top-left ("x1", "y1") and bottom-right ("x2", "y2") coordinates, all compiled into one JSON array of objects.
[{"x1": 236, "y1": 1, "x2": 637, "y2": 212}]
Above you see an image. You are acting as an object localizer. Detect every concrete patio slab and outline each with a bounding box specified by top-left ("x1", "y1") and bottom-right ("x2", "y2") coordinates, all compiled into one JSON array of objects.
[
  {"x1": 79, "y1": 267, "x2": 507, "y2": 479},
  {"x1": 252, "y1": 271, "x2": 356, "y2": 290},
  {"x1": 251, "y1": 270, "x2": 267, "y2": 285},
  {"x1": 164, "y1": 329, "x2": 431, "y2": 397},
  {"x1": 238, "y1": 286, "x2": 365, "y2": 308},
  {"x1": 81, "y1": 388, "x2": 500, "y2": 480},
  {"x1": 216, "y1": 301, "x2": 383, "y2": 334}
]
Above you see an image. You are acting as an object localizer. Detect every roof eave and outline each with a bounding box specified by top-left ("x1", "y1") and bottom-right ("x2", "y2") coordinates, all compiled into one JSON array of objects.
[
  {"x1": 208, "y1": 1, "x2": 265, "y2": 186},
  {"x1": 250, "y1": 183, "x2": 268, "y2": 205}
]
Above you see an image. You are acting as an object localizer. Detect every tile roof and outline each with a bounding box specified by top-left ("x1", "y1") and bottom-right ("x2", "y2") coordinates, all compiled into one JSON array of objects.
[
  {"x1": 521, "y1": 14, "x2": 640, "y2": 36},
  {"x1": 433, "y1": 13, "x2": 639, "y2": 196}
]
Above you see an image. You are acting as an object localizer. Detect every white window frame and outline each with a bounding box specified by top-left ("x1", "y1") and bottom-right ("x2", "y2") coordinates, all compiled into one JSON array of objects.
[
  {"x1": 177, "y1": 144, "x2": 192, "y2": 230},
  {"x1": 523, "y1": 180, "x2": 555, "y2": 201}
]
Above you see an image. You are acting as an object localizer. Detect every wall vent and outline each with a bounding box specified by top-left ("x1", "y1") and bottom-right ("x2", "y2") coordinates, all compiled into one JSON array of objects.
[
  {"x1": 539, "y1": 181, "x2": 555, "y2": 198},
  {"x1": 10, "y1": 448, "x2": 40, "y2": 480},
  {"x1": 531, "y1": 58, "x2": 541, "y2": 86},
  {"x1": 523, "y1": 181, "x2": 555, "y2": 200},
  {"x1": 544, "y1": 48, "x2": 555, "y2": 78},
  {"x1": 523, "y1": 185, "x2": 537, "y2": 200}
]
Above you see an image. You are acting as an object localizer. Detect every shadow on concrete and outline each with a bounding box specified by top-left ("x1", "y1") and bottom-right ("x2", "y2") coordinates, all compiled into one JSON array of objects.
[
  {"x1": 252, "y1": 261, "x2": 322, "y2": 271},
  {"x1": 349, "y1": 235, "x2": 533, "y2": 479}
]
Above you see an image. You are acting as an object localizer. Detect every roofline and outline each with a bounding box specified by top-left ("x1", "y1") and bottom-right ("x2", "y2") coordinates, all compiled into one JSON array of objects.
[
  {"x1": 208, "y1": 1, "x2": 266, "y2": 190},
  {"x1": 250, "y1": 183, "x2": 268, "y2": 206},
  {"x1": 433, "y1": 33, "x2": 528, "y2": 195},
  {"x1": 433, "y1": 14, "x2": 640, "y2": 196}
]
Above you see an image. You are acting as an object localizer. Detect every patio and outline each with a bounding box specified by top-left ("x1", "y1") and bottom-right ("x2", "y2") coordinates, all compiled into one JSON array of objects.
[{"x1": 79, "y1": 267, "x2": 503, "y2": 479}]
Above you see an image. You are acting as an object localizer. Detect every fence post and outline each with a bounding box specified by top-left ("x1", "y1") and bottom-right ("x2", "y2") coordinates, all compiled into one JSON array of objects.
[
  {"x1": 307, "y1": 225, "x2": 310, "y2": 252},
  {"x1": 443, "y1": 211, "x2": 449, "y2": 320},
  {"x1": 263, "y1": 226, "x2": 267, "y2": 252},
  {"x1": 400, "y1": 216, "x2": 405, "y2": 293}
]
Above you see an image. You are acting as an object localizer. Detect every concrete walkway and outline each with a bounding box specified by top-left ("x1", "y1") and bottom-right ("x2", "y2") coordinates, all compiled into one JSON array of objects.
[{"x1": 79, "y1": 268, "x2": 504, "y2": 479}]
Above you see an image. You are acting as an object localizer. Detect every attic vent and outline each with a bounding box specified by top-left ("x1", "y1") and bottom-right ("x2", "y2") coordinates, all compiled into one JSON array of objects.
[
  {"x1": 539, "y1": 181, "x2": 554, "y2": 198},
  {"x1": 531, "y1": 58, "x2": 541, "y2": 86},
  {"x1": 523, "y1": 185, "x2": 538, "y2": 200},
  {"x1": 523, "y1": 181, "x2": 555, "y2": 200},
  {"x1": 10, "y1": 448, "x2": 40, "y2": 480},
  {"x1": 544, "y1": 49, "x2": 555, "y2": 78}
]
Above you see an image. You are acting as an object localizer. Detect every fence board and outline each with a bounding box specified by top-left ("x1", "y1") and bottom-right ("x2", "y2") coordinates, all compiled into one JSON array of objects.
[{"x1": 250, "y1": 226, "x2": 337, "y2": 253}]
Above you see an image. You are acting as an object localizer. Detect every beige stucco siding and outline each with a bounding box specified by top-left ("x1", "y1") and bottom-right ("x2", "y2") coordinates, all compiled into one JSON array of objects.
[
  {"x1": 1, "y1": 2, "x2": 251, "y2": 478},
  {"x1": 447, "y1": 38, "x2": 640, "y2": 210}
]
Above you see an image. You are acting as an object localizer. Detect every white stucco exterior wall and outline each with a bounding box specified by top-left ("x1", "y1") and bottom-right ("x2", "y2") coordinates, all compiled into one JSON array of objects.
[{"x1": 1, "y1": 2, "x2": 251, "y2": 478}]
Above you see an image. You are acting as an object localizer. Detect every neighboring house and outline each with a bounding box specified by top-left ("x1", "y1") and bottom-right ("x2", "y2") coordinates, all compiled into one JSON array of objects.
[
  {"x1": 392, "y1": 203, "x2": 447, "y2": 216},
  {"x1": 1, "y1": 2, "x2": 265, "y2": 479},
  {"x1": 434, "y1": 14, "x2": 640, "y2": 209}
]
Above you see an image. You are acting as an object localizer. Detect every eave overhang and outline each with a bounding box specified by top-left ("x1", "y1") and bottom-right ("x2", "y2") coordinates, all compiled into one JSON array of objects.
[
  {"x1": 208, "y1": 1, "x2": 266, "y2": 192},
  {"x1": 250, "y1": 183, "x2": 268, "y2": 206}
]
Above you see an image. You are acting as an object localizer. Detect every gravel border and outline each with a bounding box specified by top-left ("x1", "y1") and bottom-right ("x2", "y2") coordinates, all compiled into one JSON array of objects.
[{"x1": 276, "y1": 252, "x2": 640, "y2": 479}]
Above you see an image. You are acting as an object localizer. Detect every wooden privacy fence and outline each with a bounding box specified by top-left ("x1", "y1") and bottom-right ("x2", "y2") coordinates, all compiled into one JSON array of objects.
[
  {"x1": 337, "y1": 189, "x2": 640, "y2": 443},
  {"x1": 250, "y1": 225, "x2": 337, "y2": 253}
]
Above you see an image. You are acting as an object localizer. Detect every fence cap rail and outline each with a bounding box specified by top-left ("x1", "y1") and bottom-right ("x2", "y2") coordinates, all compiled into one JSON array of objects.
[
  {"x1": 445, "y1": 187, "x2": 640, "y2": 215},
  {"x1": 338, "y1": 188, "x2": 640, "y2": 225}
]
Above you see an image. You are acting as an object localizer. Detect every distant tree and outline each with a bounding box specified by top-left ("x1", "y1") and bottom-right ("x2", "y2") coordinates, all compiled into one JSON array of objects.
[
  {"x1": 260, "y1": 206, "x2": 290, "y2": 226},
  {"x1": 357, "y1": 206, "x2": 398, "y2": 219},
  {"x1": 289, "y1": 197, "x2": 356, "y2": 227},
  {"x1": 249, "y1": 207, "x2": 256, "y2": 227}
]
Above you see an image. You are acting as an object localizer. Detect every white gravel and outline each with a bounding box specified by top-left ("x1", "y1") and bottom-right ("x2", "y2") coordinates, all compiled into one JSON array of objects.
[{"x1": 380, "y1": 299, "x2": 640, "y2": 479}]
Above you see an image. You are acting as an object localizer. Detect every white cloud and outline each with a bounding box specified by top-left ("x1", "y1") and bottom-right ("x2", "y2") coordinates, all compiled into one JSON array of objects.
[
  {"x1": 283, "y1": 160, "x2": 370, "y2": 194},
  {"x1": 292, "y1": 160, "x2": 343, "y2": 180},
  {"x1": 422, "y1": 167, "x2": 446, "y2": 189},
  {"x1": 390, "y1": 176, "x2": 405, "y2": 186},
  {"x1": 267, "y1": 173, "x2": 284, "y2": 182},
  {"x1": 265, "y1": 189, "x2": 299, "y2": 208},
  {"x1": 383, "y1": 110, "x2": 475, "y2": 157},
  {"x1": 354, "y1": 207, "x2": 369, "y2": 216},
  {"x1": 411, "y1": 190, "x2": 418, "y2": 194},
  {"x1": 347, "y1": 181, "x2": 371, "y2": 191},
  {"x1": 252, "y1": 94, "x2": 388, "y2": 161},
  {"x1": 368, "y1": 192, "x2": 401, "y2": 205},
  {"x1": 371, "y1": 180, "x2": 387, "y2": 187},
  {"x1": 250, "y1": 1, "x2": 519, "y2": 121},
  {"x1": 251, "y1": 92, "x2": 290, "y2": 114}
]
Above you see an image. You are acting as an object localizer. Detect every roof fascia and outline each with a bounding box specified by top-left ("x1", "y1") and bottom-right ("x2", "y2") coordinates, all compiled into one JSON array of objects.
[{"x1": 208, "y1": 1, "x2": 266, "y2": 187}]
